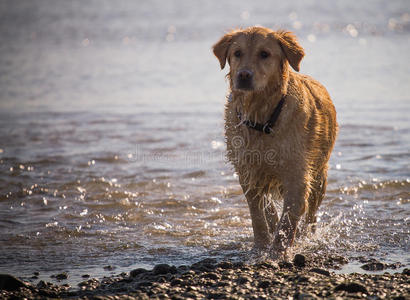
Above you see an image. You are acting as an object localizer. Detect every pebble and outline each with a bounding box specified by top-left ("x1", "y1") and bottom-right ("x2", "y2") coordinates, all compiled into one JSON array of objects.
[
  {"x1": 103, "y1": 265, "x2": 116, "y2": 271},
  {"x1": 0, "y1": 274, "x2": 28, "y2": 291},
  {"x1": 309, "y1": 268, "x2": 330, "y2": 276},
  {"x1": 335, "y1": 282, "x2": 368, "y2": 293},
  {"x1": 361, "y1": 262, "x2": 386, "y2": 271},
  {"x1": 153, "y1": 264, "x2": 177, "y2": 275},
  {"x1": 130, "y1": 268, "x2": 148, "y2": 277},
  {"x1": 293, "y1": 254, "x2": 306, "y2": 268},
  {"x1": 55, "y1": 272, "x2": 68, "y2": 280},
  {"x1": 1, "y1": 255, "x2": 408, "y2": 299}
]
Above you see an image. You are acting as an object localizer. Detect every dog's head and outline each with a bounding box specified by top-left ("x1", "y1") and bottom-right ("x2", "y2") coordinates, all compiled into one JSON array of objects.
[{"x1": 213, "y1": 27, "x2": 304, "y2": 92}]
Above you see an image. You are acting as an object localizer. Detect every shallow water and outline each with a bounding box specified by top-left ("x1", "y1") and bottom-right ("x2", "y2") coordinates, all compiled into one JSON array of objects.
[{"x1": 0, "y1": 0, "x2": 409, "y2": 287}]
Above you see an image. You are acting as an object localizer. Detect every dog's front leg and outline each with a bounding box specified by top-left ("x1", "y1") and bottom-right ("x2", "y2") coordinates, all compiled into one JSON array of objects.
[
  {"x1": 272, "y1": 182, "x2": 307, "y2": 253},
  {"x1": 242, "y1": 186, "x2": 272, "y2": 250}
]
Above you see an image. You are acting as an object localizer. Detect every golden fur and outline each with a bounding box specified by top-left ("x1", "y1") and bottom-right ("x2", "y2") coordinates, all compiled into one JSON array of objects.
[{"x1": 213, "y1": 27, "x2": 337, "y2": 253}]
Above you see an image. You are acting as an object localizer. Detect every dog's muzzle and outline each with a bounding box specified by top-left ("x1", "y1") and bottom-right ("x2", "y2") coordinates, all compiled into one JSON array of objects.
[{"x1": 235, "y1": 69, "x2": 253, "y2": 90}]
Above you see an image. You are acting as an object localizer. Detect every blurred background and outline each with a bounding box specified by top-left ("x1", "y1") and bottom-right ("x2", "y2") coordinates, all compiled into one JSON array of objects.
[{"x1": 0, "y1": 0, "x2": 409, "y2": 286}]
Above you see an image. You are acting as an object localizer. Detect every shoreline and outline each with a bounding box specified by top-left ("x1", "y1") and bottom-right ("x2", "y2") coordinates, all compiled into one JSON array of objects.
[{"x1": 1, "y1": 254, "x2": 408, "y2": 299}]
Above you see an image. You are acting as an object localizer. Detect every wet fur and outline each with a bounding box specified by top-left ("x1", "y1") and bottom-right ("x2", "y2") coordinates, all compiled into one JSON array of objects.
[{"x1": 213, "y1": 27, "x2": 337, "y2": 253}]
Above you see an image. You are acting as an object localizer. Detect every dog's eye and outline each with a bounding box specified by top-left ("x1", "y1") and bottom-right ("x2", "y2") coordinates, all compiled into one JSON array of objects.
[
  {"x1": 234, "y1": 50, "x2": 241, "y2": 58},
  {"x1": 260, "y1": 51, "x2": 270, "y2": 59}
]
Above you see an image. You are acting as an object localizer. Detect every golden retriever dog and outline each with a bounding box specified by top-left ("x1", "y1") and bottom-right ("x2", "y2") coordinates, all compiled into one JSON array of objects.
[{"x1": 213, "y1": 27, "x2": 337, "y2": 254}]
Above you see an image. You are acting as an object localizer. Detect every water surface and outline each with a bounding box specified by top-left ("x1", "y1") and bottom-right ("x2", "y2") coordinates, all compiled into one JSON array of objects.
[{"x1": 0, "y1": 0, "x2": 409, "y2": 286}]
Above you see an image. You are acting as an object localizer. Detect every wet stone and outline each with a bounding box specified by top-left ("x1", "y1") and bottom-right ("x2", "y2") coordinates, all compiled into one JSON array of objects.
[
  {"x1": 201, "y1": 272, "x2": 220, "y2": 281},
  {"x1": 217, "y1": 261, "x2": 233, "y2": 269},
  {"x1": 0, "y1": 274, "x2": 28, "y2": 291},
  {"x1": 170, "y1": 278, "x2": 184, "y2": 286},
  {"x1": 153, "y1": 264, "x2": 177, "y2": 275},
  {"x1": 361, "y1": 262, "x2": 386, "y2": 271},
  {"x1": 103, "y1": 265, "x2": 116, "y2": 271},
  {"x1": 237, "y1": 276, "x2": 250, "y2": 284},
  {"x1": 335, "y1": 282, "x2": 368, "y2": 294},
  {"x1": 279, "y1": 261, "x2": 293, "y2": 269},
  {"x1": 55, "y1": 272, "x2": 68, "y2": 280},
  {"x1": 258, "y1": 280, "x2": 271, "y2": 289},
  {"x1": 309, "y1": 268, "x2": 330, "y2": 277},
  {"x1": 293, "y1": 254, "x2": 306, "y2": 268},
  {"x1": 130, "y1": 267, "x2": 148, "y2": 277}
]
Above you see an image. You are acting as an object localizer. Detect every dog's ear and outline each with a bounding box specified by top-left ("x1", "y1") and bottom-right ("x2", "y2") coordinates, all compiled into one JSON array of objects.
[
  {"x1": 276, "y1": 31, "x2": 305, "y2": 72},
  {"x1": 213, "y1": 33, "x2": 233, "y2": 69}
]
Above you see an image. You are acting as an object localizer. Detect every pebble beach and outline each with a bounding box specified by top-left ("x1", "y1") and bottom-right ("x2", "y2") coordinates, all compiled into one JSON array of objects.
[{"x1": 1, "y1": 254, "x2": 408, "y2": 299}]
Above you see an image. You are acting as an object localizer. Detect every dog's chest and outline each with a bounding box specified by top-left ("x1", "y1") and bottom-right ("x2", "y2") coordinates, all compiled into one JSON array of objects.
[{"x1": 225, "y1": 113, "x2": 288, "y2": 172}]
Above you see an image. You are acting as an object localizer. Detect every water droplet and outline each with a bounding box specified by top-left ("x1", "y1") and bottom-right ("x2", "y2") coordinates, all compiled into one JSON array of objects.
[
  {"x1": 346, "y1": 24, "x2": 358, "y2": 37},
  {"x1": 241, "y1": 11, "x2": 250, "y2": 20},
  {"x1": 122, "y1": 36, "x2": 130, "y2": 45},
  {"x1": 166, "y1": 33, "x2": 174, "y2": 42},
  {"x1": 293, "y1": 21, "x2": 302, "y2": 30},
  {"x1": 307, "y1": 34, "x2": 316, "y2": 43},
  {"x1": 168, "y1": 25, "x2": 177, "y2": 34},
  {"x1": 81, "y1": 38, "x2": 90, "y2": 47},
  {"x1": 388, "y1": 18, "x2": 397, "y2": 30},
  {"x1": 289, "y1": 12, "x2": 298, "y2": 21}
]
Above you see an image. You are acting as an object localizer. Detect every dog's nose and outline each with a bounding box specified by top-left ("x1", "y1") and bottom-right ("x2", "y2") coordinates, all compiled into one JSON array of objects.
[
  {"x1": 236, "y1": 69, "x2": 253, "y2": 90},
  {"x1": 238, "y1": 70, "x2": 253, "y2": 81}
]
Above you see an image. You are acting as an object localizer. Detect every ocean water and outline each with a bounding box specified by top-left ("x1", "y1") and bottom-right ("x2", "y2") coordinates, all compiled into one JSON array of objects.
[{"x1": 0, "y1": 0, "x2": 409, "y2": 286}]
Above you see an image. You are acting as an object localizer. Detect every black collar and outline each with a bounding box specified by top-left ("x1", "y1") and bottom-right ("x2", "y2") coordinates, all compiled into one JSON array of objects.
[{"x1": 236, "y1": 95, "x2": 286, "y2": 134}]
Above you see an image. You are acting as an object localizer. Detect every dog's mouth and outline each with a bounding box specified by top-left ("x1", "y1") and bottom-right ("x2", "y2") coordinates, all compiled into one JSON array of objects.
[
  {"x1": 234, "y1": 69, "x2": 254, "y2": 91},
  {"x1": 235, "y1": 78, "x2": 254, "y2": 91}
]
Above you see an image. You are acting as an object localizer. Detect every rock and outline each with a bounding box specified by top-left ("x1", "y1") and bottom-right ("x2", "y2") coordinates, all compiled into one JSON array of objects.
[
  {"x1": 295, "y1": 292, "x2": 317, "y2": 299},
  {"x1": 78, "y1": 278, "x2": 100, "y2": 289},
  {"x1": 82, "y1": 274, "x2": 90, "y2": 278},
  {"x1": 130, "y1": 268, "x2": 148, "y2": 277},
  {"x1": 335, "y1": 282, "x2": 368, "y2": 294},
  {"x1": 293, "y1": 254, "x2": 306, "y2": 268},
  {"x1": 201, "y1": 272, "x2": 220, "y2": 280},
  {"x1": 55, "y1": 272, "x2": 68, "y2": 280},
  {"x1": 237, "y1": 276, "x2": 251, "y2": 284},
  {"x1": 36, "y1": 280, "x2": 48, "y2": 289},
  {"x1": 33, "y1": 272, "x2": 40, "y2": 276},
  {"x1": 256, "y1": 261, "x2": 278, "y2": 270},
  {"x1": 233, "y1": 261, "x2": 245, "y2": 269},
  {"x1": 361, "y1": 262, "x2": 386, "y2": 271},
  {"x1": 170, "y1": 278, "x2": 184, "y2": 286},
  {"x1": 258, "y1": 280, "x2": 271, "y2": 289},
  {"x1": 138, "y1": 281, "x2": 153, "y2": 287},
  {"x1": 402, "y1": 268, "x2": 410, "y2": 276},
  {"x1": 207, "y1": 292, "x2": 227, "y2": 299},
  {"x1": 279, "y1": 261, "x2": 293, "y2": 269},
  {"x1": 309, "y1": 268, "x2": 330, "y2": 277},
  {"x1": 153, "y1": 264, "x2": 177, "y2": 275},
  {"x1": 177, "y1": 265, "x2": 189, "y2": 272},
  {"x1": 191, "y1": 258, "x2": 217, "y2": 272},
  {"x1": 103, "y1": 265, "x2": 115, "y2": 271},
  {"x1": 217, "y1": 261, "x2": 233, "y2": 269},
  {"x1": 0, "y1": 274, "x2": 28, "y2": 291}
]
